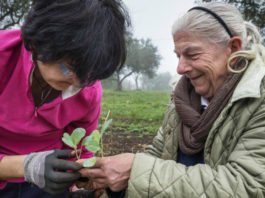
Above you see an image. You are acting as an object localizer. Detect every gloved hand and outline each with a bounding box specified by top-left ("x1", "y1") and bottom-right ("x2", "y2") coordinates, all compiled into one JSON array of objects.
[
  {"x1": 23, "y1": 149, "x2": 82, "y2": 195},
  {"x1": 105, "y1": 188, "x2": 126, "y2": 198}
]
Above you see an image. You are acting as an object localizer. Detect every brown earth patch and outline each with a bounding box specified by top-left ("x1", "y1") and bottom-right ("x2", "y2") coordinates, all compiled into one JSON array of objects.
[{"x1": 102, "y1": 131, "x2": 155, "y2": 155}]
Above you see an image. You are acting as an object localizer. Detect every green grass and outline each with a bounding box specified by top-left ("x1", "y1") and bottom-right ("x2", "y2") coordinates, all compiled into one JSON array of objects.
[{"x1": 99, "y1": 90, "x2": 171, "y2": 134}]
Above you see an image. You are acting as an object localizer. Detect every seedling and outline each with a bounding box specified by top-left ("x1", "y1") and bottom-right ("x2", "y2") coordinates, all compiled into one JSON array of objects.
[{"x1": 62, "y1": 111, "x2": 112, "y2": 167}]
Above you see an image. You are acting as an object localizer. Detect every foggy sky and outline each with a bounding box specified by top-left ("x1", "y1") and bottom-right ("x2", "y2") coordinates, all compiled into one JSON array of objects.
[{"x1": 123, "y1": 0, "x2": 196, "y2": 75}]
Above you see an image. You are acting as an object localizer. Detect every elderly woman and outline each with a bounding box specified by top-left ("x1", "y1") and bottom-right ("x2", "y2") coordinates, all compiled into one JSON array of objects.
[{"x1": 78, "y1": 2, "x2": 265, "y2": 197}]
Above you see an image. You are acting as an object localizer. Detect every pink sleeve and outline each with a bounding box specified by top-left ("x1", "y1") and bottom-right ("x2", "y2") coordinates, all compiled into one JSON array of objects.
[
  {"x1": 0, "y1": 30, "x2": 26, "y2": 189},
  {"x1": 0, "y1": 154, "x2": 6, "y2": 189},
  {"x1": 64, "y1": 81, "x2": 102, "y2": 159},
  {"x1": 0, "y1": 154, "x2": 5, "y2": 161},
  {"x1": 0, "y1": 29, "x2": 23, "y2": 95}
]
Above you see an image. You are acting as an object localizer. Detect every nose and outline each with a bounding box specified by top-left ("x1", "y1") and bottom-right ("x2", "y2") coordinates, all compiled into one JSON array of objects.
[{"x1": 177, "y1": 57, "x2": 192, "y2": 75}]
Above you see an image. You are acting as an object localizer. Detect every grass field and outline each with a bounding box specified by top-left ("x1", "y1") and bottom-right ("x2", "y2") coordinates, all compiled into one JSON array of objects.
[{"x1": 99, "y1": 90, "x2": 171, "y2": 134}]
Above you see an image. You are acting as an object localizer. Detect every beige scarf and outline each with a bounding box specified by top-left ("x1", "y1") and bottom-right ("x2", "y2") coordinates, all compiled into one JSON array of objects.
[{"x1": 174, "y1": 70, "x2": 243, "y2": 155}]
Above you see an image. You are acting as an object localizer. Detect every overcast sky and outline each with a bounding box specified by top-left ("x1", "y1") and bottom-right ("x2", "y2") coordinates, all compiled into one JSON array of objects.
[{"x1": 122, "y1": 0, "x2": 196, "y2": 75}]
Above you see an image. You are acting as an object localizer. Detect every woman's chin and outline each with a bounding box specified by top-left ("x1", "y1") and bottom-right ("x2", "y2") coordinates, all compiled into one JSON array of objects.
[{"x1": 49, "y1": 83, "x2": 70, "y2": 92}]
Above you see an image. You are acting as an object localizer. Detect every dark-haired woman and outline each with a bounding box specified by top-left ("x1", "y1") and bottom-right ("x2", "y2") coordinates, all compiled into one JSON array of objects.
[{"x1": 0, "y1": 0, "x2": 130, "y2": 197}]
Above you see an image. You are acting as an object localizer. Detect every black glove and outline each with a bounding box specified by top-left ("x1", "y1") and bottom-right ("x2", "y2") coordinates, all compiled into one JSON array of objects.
[
  {"x1": 105, "y1": 188, "x2": 125, "y2": 198},
  {"x1": 23, "y1": 149, "x2": 82, "y2": 195},
  {"x1": 67, "y1": 189, "x2": 96, "y2": 198}
]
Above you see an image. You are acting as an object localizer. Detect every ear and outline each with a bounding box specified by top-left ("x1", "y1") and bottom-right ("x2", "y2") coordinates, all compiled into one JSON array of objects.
[{"x1": 228, "y1": 36, "x2": 242, "y2": 53}]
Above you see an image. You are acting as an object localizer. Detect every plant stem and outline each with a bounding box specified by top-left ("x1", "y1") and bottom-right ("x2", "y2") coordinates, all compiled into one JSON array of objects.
[
  {"x1": 100, "y1": 139, "x2": 104, "y2": 157},
  {"x1": 75, "y1": 148, "x2": 79, "y2": 160},
  {"x1": 78, "y1": 145, "x2": 84, "y2": 159},
  {"x1": 105, "y1": 110, "x2": 111, "y2": 123},
  {"x1": 100, "y1": 110, "x2": 111, "y2": 157}
]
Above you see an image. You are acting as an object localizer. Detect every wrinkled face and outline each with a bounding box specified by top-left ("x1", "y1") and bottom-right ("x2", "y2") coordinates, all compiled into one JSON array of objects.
[
  {"x1": 37, "y1": 60, "x2": 80, "y2": 91},
  {"x1": 174, "y1": 32, "x2": 231, "y2": 99}
]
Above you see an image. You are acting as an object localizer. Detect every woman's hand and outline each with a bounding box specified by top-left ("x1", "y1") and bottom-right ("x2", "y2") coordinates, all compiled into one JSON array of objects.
[
  {"x1": 77, "y1": 153, "x2": 135, "y2": 192},
  {"x1": 23, "y1": 149, "x2": 82, "y2": 194}
]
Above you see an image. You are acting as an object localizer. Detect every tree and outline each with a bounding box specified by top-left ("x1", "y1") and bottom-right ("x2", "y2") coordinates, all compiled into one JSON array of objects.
[
  {"x1": 141, "y1": 72, "x2": 173, "y2": 91},
  {"x1": 0, "y1": 0, "x2": 32, "y2": 29},
  {"x1": 114, "y1": 36, "x2": 161, "y2": 91},
  {"x1": 195, "y1": 0, "x2": 265, "y2": 35}
]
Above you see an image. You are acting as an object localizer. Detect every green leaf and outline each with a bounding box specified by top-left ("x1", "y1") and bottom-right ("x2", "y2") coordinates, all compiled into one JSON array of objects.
[
  {"x1": 62, "y1": 133, "x2": 76, "y2": 148},
  {"x1": 85, "y1": 142, "x2": 100, "y2": 153},
  {"x1": 83, "y1": 157, "x2": 97, "y2": 168},
  {"x1": 101, "y1": 119, "x2": 112, "y2": 134},
  {"x1": 71, "y1": 128, "x2": 86, "y2": 145},
  {"x1": 92, "y1": 130, "x2": 101, "y2": 143},
  {"x1": 82, "y1": 130, "x2": 101, "y2": 146},
  {"x1": 82, "y1": 130, "x2": 101, "y2": 153}
]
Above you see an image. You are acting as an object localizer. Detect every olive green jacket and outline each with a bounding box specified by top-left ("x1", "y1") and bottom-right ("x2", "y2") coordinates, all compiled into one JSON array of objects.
[{"x1": 127, "y1": 54, "x2": 265, "y2": 198}]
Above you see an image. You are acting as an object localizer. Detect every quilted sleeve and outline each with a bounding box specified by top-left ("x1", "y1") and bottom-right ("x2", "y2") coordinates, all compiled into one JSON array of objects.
[
  {"x1": 144, "y1": 102, "x2": 177, "y2": 158},
  {"x1": 127, "y1": 103, "x2": 265, "y2": 198},
  {"x1": 144, "y1": 127, "x2": 164, "y2": 158}
]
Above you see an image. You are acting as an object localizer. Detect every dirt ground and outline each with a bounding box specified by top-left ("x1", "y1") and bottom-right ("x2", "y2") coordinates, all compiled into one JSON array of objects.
[{"x1": 102, "y1": 131, "x2": 155, "y2": 156}]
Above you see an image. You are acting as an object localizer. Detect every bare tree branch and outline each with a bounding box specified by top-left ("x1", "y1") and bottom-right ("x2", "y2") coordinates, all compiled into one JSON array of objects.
[{"x1": 0, "y1": 0, "x2": 32, "y2": 29}]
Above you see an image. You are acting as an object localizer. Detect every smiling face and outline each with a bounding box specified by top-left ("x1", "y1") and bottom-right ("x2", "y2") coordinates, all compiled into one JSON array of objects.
[
  {"x1": 174, "y1": 31, "x2": 232, "y2": 99},
  {"x1": 37, "y1": 60, "x2": 80, "y2": 91}
]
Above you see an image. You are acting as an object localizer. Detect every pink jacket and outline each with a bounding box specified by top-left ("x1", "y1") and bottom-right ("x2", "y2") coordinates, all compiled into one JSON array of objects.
[{"x1": 0, "y1": 29, "x2": 102, "y2": 187}]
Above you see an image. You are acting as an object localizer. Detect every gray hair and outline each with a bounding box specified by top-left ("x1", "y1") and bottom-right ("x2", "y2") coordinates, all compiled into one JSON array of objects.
[{"x1": 172, "y1": 2, "x2": 264, "y2": 72}]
